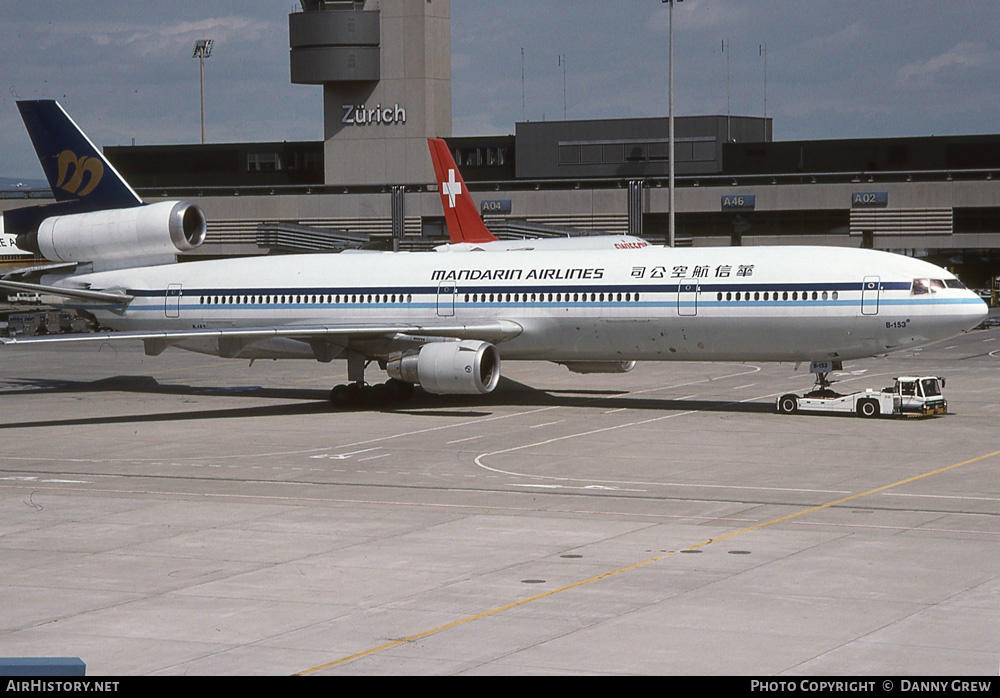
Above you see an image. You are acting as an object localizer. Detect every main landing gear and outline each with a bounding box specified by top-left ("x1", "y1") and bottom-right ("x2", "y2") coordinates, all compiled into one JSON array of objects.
[
  {"x1": 328, "y1": 349, "x2": 415, "y2": 408},
  {"x1": 329, "y1": 378, "x2": 416, "y2": 408}
]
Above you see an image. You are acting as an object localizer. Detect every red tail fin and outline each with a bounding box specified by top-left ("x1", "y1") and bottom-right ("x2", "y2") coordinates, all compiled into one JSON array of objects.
[{"x1": 427, "y1": 138, "x2": 498, "y2": 244}]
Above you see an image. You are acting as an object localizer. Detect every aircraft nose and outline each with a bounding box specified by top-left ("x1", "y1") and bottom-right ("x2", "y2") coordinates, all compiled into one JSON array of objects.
[
  {"x1": 961, "y1": 292, "x2": 990, "y2": 330},
  {"x1": 974, "y1": 295, "x2": 990, "y2": 324}
]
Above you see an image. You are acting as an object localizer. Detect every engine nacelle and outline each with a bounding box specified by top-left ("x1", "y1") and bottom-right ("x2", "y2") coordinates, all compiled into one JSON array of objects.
[
  {"x1": 386, "y1": 340, "x2": 501, "y2": 395},
  {"x1": 29, "y1": 200, "x2": 206, "y2": 270},
  {"x1": 559, "y1": 360, "x2": 637, "y2": 374}
]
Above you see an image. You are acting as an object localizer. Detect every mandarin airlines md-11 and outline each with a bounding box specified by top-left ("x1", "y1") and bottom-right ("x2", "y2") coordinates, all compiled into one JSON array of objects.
[{"x1": 0, "y1": 101, "x2": 988, "y2": 406}]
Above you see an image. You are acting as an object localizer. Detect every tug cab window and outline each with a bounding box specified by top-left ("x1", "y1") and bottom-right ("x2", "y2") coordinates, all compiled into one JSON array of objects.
[{"x1": 920, "y1": 378, "x2": 942, "y2": 397}]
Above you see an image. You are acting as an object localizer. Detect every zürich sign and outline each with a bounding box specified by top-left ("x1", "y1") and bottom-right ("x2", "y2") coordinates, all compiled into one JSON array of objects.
[{"x1": 342, "y1": 103, "x2": 407, "y2": 126}]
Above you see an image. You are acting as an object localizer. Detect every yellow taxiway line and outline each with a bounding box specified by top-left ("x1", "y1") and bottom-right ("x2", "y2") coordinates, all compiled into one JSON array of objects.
[{"x1": 294, "y1": 446, "x2": 1000, "y2": 675}]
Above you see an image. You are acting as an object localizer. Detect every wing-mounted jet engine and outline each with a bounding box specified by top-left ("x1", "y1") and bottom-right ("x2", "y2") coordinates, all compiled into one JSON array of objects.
[{"x1": 386, "y1": 340, "x2": 501, "y2": 395}]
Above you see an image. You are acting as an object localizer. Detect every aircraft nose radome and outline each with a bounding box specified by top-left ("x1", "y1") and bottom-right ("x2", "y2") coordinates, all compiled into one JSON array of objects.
[
  {"x1": 973, "y1": 296, "x2": 990, "y2": 324},
  {"x1": 958, "y1": 294, "x2": 990, "y2": 331}
]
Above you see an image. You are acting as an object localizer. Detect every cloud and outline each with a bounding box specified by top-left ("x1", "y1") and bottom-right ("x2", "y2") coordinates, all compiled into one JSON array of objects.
[
  {"x1": 896, "y1": 41, "x2": 992, "y2": 84},
  {"x1": 648, "y1": 0, "x2": 749, "y2": 33}
]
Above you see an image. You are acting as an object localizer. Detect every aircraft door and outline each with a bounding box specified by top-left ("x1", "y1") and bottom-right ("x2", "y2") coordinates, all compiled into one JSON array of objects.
[
  {"x1": 896, "y1": 379, "x2": 922, "y2": 412},
  {"x1": 165, "y1": 284, "x2": 182, "y2": 318},
  {"x1": 861, "y1": 276, "x2": 880, "y2": 315},
  {"x1": 436, "y1": 282, "x2": 456, "y2": 317},
  {"x1": 677, "y1": 279, "x2": 698, "y2": 317}
]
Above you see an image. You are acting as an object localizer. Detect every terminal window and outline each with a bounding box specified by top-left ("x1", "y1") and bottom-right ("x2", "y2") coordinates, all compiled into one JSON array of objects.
[{"x1": 248, "y1": 153, "x2": 283, "y2": 172}]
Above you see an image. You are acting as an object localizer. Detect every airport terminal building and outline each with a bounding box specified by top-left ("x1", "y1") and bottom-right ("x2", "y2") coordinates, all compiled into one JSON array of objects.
[{"x1": 5, "y1": 0, "x2": 1000, "y2": 286}]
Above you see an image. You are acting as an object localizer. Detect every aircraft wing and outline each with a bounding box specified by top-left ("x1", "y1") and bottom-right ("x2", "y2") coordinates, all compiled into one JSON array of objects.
[
  {"x1": 0, "y1": 320, "x2": 524, "y2": 358},
  {"x1": 0, "y1": 279, "x2": 133, "y2": 305}
]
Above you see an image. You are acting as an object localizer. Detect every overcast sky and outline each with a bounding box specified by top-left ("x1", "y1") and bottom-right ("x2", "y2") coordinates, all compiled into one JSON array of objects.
[{"x1": 2, "y1": 1, "x2": 998, "y2": 180}]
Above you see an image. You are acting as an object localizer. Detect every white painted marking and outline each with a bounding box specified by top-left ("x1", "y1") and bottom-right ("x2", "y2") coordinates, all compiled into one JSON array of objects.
[
  {"x1": 447, "y1": 435, "x2": 485, "y2": 444},
  {"x1": 2, "y1": 405, "x2": 564, "y2": 466},
  {"x1": 442, "y1": 169, "x2": 462, "y2": 208},
  {"x1": 512, "y1": 483, "x2": 646, "y2": 493},
  {"x1": 880, "y1": 492, "x2": 1000, "y2": 502},
  {"x1": 529, "y1": 420, "x2": 565, "y2": 429},
  {"x1": 0, "y1": 476, "x2": 90, "y2": 484},
  {"x1": 311, "y1": 447, "x2": 384, "y2": 461},
  {"x1": 471, "y1": 364, "x2": 887, "y2": 493}
]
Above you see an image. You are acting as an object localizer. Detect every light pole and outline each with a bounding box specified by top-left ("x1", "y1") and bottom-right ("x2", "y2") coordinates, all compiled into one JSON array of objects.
[
  {"x1": 193, "y1": 39, "x2": 214, "y2": 144},
  {"x1": 662, "y1": 0, "x2": 681, "y2": 247}
]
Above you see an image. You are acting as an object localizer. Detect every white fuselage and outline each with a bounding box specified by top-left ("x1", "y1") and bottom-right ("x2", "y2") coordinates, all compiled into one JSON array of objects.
[{"x1": 61, "y1": 245, "x2": 987, "y2": 363}]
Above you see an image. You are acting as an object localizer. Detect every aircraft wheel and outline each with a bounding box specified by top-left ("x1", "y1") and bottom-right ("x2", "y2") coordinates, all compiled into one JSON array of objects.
[
  {"x1": 778, "y1": 395, "x2": 798, "y2": 414},
  {"x1": 857, "y1": 399, "x2": 880, "y2": 418},
  {"x1": 331, "y1": 381, "x2": 415, "y2": 410},
  {"x1": 329, "y1": 384, "x2": 348, "y2": 408},
  {"x1": 343, "y1": 383, "x2": 363, "y2": 408},
  {"x1": 386, "y1": 378, "x2": 415, "y2": 402},
  {"x1": 330, "y1": 383, "x2": 365, "y2": 409},
  {"x1": 368, "y1": 382, "x2": 390, "y2": 406}
]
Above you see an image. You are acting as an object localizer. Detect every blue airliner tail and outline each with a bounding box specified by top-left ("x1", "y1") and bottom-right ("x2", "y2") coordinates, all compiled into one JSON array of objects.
[{"x1": 17, "y1": 100, "x2": 142, "y2": 210}]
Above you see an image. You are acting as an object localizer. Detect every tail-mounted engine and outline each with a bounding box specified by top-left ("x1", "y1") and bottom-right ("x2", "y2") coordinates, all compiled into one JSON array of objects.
[
  {"x1": 386, "y1": 340, "x2": 501, "y2": 395},
  {"x1": 19, "y1": 200, "x2": 206, "y2": 271}
]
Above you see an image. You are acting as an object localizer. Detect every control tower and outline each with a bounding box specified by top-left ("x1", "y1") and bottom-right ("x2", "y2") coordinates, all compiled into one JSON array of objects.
[{"x1": 289, "y1": 0, "x2": 451, "y2": 185}]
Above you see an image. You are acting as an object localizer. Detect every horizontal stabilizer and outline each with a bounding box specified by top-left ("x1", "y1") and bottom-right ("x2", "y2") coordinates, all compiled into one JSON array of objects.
[{"x1": 4, "y1": 200, "x2": 96, "y2": 238}]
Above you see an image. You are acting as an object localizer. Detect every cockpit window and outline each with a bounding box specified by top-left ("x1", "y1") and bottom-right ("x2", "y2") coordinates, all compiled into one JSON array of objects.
[
  {"x1": 911, "y1": 278, "x2": 947, "y2": 295},
  {"x1": 945, "y1": 279, "x2": 967, "y2": 290}
]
